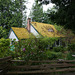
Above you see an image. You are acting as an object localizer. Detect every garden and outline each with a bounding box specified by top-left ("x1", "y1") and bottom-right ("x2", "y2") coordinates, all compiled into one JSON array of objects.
[{"x1": 0, "y1": 37, "x2": 75, "y2": 61}]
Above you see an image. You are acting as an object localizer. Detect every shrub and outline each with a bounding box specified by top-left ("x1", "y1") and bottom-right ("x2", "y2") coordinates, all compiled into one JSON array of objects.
[
  {"x1": 68, "y1": 43, "x2": 75, "y2": 52},
  {"x1": 46, "y1": 50, "x2": 63, "y2": 60},
  {"x1": 39, "y1": 37, "x2": 58, "y2": 49},
  {"x1": 66, "y1": 52, "x2": 75, "y2": 60},
  {"x1": 11, "y1": 37, "x2": 60, "y2": 60},
  {"x1": 12, "y1": 38, "x2": 47, "y2": 61},
  {"x1": 53, "y1": 46, "x2": 65, "y2": 52},
  {"x1": 0, "y1": 38, "x2": 11, "y2": 58}
]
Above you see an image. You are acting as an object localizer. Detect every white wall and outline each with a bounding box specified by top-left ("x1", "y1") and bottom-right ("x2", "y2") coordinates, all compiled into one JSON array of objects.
[
  {"x1": 30, "y1": 25, "x2": 40, "y2": 38},
  {"x1": 9, "y1": 30, "x2": 18, "y2": 41}
]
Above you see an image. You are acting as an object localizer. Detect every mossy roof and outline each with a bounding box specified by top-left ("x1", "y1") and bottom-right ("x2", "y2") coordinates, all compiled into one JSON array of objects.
[
  {"x1": 11, "y1": 27, "x2": 34, "y2": 39},
  {"x1": 31, "y1": 22, "x2": 64, "y2": 37}
]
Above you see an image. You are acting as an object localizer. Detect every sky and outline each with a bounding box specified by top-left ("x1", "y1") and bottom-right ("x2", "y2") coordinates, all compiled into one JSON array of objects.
[{"x1": 25, "y1": 0, "x2": 55, "y2": 17}]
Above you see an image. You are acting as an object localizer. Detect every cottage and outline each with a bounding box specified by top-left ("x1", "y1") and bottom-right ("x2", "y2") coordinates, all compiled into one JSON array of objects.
[
  {"x1": 9, "y1": 18, "x2": 63, "y2": 40},
  {"x1": 8, "y1": 18, "x2": 64, "y2": 46}
]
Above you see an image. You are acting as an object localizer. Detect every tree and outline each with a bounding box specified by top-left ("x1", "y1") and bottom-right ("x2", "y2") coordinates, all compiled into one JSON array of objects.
[
  {"x1": 0, "y1": 0, "x2": 26, "y2": 36},
  {"x1": 37, "y1": 0, "x2": 75, "y2": 32},
  {"x1": 46, "y1": 5, "x2": 57, "y2": 24},
  {"x1": 0, "y1": 26, "x2": 6, "y2": 38},
  {"x1": 30, "y1": 1, "x2": 44, "y2": 22},
  {"x1": 30, "y1": 0, "x2": 52, "y2": 24}
]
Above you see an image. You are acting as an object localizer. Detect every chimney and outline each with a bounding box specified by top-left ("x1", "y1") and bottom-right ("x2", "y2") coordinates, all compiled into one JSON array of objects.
[{"x1": 27, "y1": 18, "x2": 31, "y2": 32}]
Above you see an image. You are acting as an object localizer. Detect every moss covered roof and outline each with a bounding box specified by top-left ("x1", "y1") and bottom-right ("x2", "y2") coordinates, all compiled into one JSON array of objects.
[
  {"x1": 31, "y1": 22, "x2": 64, "y2": 37},
  {"x1": 11, "y1": 22, "x2": 64, "y2": 39},
  {"x1": 11, "y1": 27, "x2": 34, "y2": 39}
]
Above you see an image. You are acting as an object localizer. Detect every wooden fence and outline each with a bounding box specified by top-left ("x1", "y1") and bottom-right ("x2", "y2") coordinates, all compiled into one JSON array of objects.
[
  {"x1": 0, "y1": 56, "x2": 75, "y2": 75},
  {"x1": 0, "y1": 56, "x2": 12, "y2": 75}
]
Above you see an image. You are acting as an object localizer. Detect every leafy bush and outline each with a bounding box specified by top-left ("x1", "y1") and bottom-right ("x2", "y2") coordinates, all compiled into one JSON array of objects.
[
  {"x1": 38, "y1": 37, "x2": 58, "y2": 49},
  {"x1": 53, "y1": 46, "x2": 65, "y2": 52},
  {"x1": 11, "y1": 38, "x2": 47, "y2": 61},
  {"x1": 54, "y1": 24, "x2": 63, "y2": 32},
  {"x1": 11, "y1": 37, "x2": 59, "y2": 61},
  {"x1": 0, "y1": 38, "x2": 11, "y2": 58},
  {"x1": 68, "y1": 43, "x2": 75, "y2": 52},
  {"x1": 66, "y1": 52, "x2": 75, "y2": 60},
  {"x1": 46, "y1": 50, "x2": 63, "y2": 60}
]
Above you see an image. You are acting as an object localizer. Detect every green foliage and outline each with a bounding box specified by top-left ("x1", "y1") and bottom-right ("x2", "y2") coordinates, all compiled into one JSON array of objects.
[
  {"x1": 11, "y1": 37, "x2": 59, "y2": 60},
  {"x1": 65, "y1": 43, "x2": 75, "y2": 60},
  {"x1": 0, "y1": 26, "x2": 6, "y2": 38},
  {"x1": 0, "y1": 38, "x2": 11, "y2": 58},
  {"x1": 54, "y1": 24, "x2": 75, "y2": 41},
  {"x1": 30, "y1": 1, "x2": 44, "y2": 22},
  {"x1": 0, "y1": 37, "x2": 71, "y2": 60},
  {"x1": 41, "y1": 37, "x2": 58, "y2": 48},
  {"x1": 45, "y1": 6, "x2": 58, "y2": 24},
  {"x1": 30, "y1": 1, "x2": 55, "y2": 24},
  {"x1": 66, "y1": 52, "x2": 75, "y2": 60},
  {"x1": 38, "y1": 0, "x2": 75, "y2": 32},
  {"x1": 68, "y1": 43, "x2": 75, "y2": 52},
  {"x1": 0, "y1": 0, "x2": 26, "y2": 36},
  {"x1": 51, "y1": 0, "x2": 75, "y2": 31},
  {"x1": 54, "y1": 24, "x2": 63, "y2": 32},
  {"x1": 46, "y1": 50, "x2": 63, "y2": 60},
  {"x1": 11, "y1": 38, "x2": 47, "y2": 61},
  {"x1": 53, "y1": 46, "x2": 65, "y2": 52}
]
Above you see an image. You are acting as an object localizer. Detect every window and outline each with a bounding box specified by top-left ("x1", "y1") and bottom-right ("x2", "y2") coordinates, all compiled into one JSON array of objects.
[
  {"x1": 55, "y1": 40, "x2": 60, "y2": 47},
  {"x1": 48, "y1": 29, "x2": 54, "y2": 32}
]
